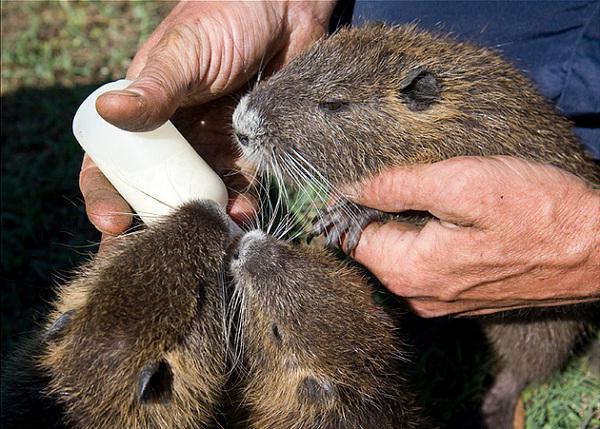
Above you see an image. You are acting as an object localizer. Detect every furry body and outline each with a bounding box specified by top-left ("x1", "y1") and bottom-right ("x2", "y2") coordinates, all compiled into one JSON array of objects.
[{"x1": 232, "y1": 24, "x2": 599, "y2": 428}]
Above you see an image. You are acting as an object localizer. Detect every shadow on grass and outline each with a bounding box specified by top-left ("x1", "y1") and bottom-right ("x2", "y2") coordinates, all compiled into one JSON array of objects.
[
  {"x1": 1, "y1": 83, "x2": 106, "y2": 358},
  {"x1": 367, "y1": 279, "x2": 492, "y2": 429},
  {"x1": 405, "y1": 314, "x2": 493, "y2": 428}
]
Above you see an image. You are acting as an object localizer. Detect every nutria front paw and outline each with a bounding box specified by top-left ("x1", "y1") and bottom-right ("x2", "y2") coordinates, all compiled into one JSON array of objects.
[{"x1": 311, "y1": 200, "x2": 385, "y2": 252}]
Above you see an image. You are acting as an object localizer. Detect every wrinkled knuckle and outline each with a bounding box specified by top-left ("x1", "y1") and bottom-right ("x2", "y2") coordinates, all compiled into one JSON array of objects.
[
  {"x1": 409, "y1": 301, "x2": 438, "y2": 318},
  {"x1": 156, "y1": 24, "x2": 192, "y2": 52},
  {"x1": 448, "y1": 165, "x2": 479, "y2": 192},
  {"x1": 438, "y1": 285, "x2": 461, "y2": 302}
]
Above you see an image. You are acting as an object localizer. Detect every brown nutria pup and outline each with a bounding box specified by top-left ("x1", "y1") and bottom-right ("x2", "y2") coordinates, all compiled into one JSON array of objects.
[
  {"x1": 231, "y1": 24, "x2": 599, "y2": 428},
  {"x1": 3, "y1": 200, "x2": 234, "y2": 429},
  {"x1": 228, "y1": 230, "x2": 427, "y2": 429}
]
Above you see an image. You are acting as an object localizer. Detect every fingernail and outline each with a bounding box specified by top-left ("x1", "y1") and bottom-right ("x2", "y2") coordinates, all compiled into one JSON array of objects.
[
  {"x1": 439, "y1": 220, "x2": 460, "y2": 229},
  {"x1": 104, "y1": 89, "x2": 142, "y2": 98}
]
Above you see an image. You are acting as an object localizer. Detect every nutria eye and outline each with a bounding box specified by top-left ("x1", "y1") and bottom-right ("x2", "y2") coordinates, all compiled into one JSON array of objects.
[
  {"x1": 271, "y1": 324, "x2": 282, "y2": 343},
  {"x1": 319, "y1": 101, "x2": 347, "y2": 112}
]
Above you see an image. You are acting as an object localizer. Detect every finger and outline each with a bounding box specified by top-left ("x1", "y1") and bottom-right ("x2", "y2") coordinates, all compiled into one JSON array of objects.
[
  {"x1": 80, "y1": 155, "x2": 133, "y2": 235},
  {"x1": 354, "y1": 219, "x2": 469, "y2": 290},
  {"x1": 406, "y1": 294, "x2": 600, "y2": 318},
  {"x1": 98, "y1": 232, "x2": 119, "y2": 255},
  {"x1": 125, "y1": 28, "x2": 166, "y2": 80},
  {"x1": 345, "y1": 157, "x2": 494, "y2": 225},
  {"x1": 125, "y1": 2, "x2": 191, "y2": 78},
  {"x1": 405, "y1": 297, "x2": 516, "y2": 318},
  {"x1": 228, "y1": 191, "x2": 259, "y2": 226},
  {"x1": 266, "y1": 11, "x2": 328, "y2": 72},
  {"x1": 351, "y1": 221, "x2": 420, "y2": 289},
  {"x1": 125, "y1": 10, "x2": 174, "y2": 79},
  {"x1": 456, "y1": 297, "x2": 600, "y2": 316},
  {"x1": 353, "y1": 217, "x2": 471, "y2": 298}
]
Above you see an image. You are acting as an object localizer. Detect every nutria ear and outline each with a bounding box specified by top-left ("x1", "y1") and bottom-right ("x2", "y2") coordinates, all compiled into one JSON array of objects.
[
  {"x1": 44, "y1": 310, "x2": 75, "y2": 342},
  {"x1": 398, "y1": 67, "x2": 440, "y2": 111},
  {"x1": 298, "y1": 376, "x2": 337, "y2": 404},
  {"x1": 137, "y1": 360, "x2": 173, "y2": 404}
]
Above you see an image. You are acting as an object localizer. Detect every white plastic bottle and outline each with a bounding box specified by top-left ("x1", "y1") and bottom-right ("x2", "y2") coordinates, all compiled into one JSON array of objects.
[{"x1": 73, "y1": 79, "x2": 228, "y2": 224}]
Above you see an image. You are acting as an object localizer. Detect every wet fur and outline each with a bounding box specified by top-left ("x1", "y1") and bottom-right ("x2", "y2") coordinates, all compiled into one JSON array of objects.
[{"x1": 232, "y1": 24, "x2": 600, "y2": 428}]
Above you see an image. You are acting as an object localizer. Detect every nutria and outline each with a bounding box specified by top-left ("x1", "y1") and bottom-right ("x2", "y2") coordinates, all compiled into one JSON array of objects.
[
  {"x1": 228, "y1": 229, "x2": 427, "y2": 429},
  {"x1": 2, "y1": 200, "x2": 235, "y2": 429},
  {"x1": 231, "y1": 23, "x2": 599, "y2": 428}
]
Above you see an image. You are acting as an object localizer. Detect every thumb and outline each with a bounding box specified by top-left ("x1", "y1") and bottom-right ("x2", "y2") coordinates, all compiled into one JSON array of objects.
[{"x1": 95, "y1": 27, "x2": 202, "y2": 132}]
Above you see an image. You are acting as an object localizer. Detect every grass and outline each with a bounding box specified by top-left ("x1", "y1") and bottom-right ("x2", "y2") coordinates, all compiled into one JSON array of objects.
[
  {"x1": 522, "y1": 335, "x2": 600, "y2": 429},
  {"x1": 1, "y1": 0, "x2": 174, "y2": 353},
  {"x1": 1, "y1": 2, "x2": 598, "y2": 428}
]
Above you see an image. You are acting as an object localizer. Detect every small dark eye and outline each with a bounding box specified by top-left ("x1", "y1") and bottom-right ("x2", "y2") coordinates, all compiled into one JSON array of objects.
[
  {"x1": 271, "y1": 324, "x2": 282, "y2": 343},
  {"x1": 319, "y1": 101, "x2": 347, "y2": 112}
]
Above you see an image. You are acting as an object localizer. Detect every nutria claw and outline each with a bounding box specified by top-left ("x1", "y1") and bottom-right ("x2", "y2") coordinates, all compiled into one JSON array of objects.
[{"x1": 312, "y1": 200, "x2": 384, "y2": 253}]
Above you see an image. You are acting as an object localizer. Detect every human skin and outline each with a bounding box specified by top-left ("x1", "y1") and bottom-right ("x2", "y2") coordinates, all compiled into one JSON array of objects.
[
  {"x1": 345, "y1": 156, "x2": 600, "y2": 317},
  {"x1": 78, "y1": 3, "x2": 599, "y2": 317},
  {"x1": 79, "y1": 0, "x2": 336, "y2": 241}
]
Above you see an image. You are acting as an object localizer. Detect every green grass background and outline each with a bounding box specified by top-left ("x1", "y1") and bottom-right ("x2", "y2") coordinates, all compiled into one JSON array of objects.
[{"x1": 1, "y1": 2, "x2": 598, "y2": 428}]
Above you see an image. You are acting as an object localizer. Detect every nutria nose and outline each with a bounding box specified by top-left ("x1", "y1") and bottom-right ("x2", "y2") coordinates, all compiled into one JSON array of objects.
[{"x1": 235, "y1": 131, "x2": 249, "y2": 146}]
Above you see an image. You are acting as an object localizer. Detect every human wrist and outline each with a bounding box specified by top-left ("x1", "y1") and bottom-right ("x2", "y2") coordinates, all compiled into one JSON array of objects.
[
  {"x1": 570, "y1": 187, "x2": 600, "y2": 297},
  {"x1": 284, "y1": 1, "x2": 337, "y2": 35},
  {"x1": 283, "y1": 0, "x2": 337, "y2": 26}
]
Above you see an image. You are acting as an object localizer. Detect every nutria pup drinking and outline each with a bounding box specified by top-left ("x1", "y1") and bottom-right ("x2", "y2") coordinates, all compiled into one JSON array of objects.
[
  {"x1": 229, "y1": 230, "x2": 427, "y2": 429},
  {"x1": 231, "y1": 24, "x2": 599, "y2": 428},
  {"x1": 2, "y1": 200, "x2": 234, "y2": 429},
  {"x1": 3, "y1": 202, "x2": 428, "y2": 428}
]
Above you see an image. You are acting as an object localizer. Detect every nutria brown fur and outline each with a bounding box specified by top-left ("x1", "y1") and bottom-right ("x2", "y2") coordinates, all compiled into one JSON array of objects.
[
  {"x1": 5, "y1": 201, "x2": 233, "y2": 429},
  {"x1": 232, "y1": 23, "x2": 599, "y2": 428},
  {"x1": 229, "y1": 230, "x2": 427, "y2": 429},
  {"x1": 233, "y1": 23, "x2": 598, "y2": 189}
]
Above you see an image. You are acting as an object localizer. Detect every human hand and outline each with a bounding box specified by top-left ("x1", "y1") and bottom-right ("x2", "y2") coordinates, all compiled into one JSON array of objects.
[
  {"x1": 345, "y1": 156, "x2": 600, "y2": 317},
  {"x1": 79, "y1": 0, "x2": 336, "y2": 238}
]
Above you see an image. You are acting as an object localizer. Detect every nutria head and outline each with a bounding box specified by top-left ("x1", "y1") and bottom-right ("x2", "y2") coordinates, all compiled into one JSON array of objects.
[
  {"x1": 232, "y1": 24, "x2": 596, "y2": 192},
  {"x1": 40, "y1": 200, "x2": 234, "y2": 429},
  {"x1": 229, "y1": 230, "x2": 423, "y2": 428}
]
